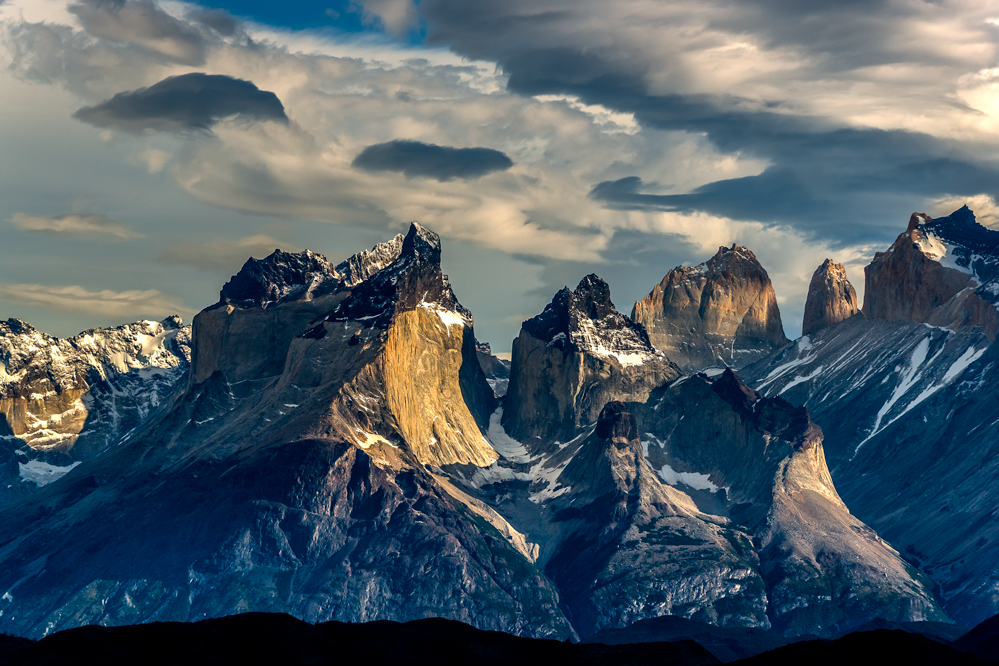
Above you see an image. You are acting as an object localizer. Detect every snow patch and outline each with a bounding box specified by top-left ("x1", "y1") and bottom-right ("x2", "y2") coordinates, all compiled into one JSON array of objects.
[
  {"x1": 355, "y1": 431, "x2": 393, "y2": 449},
  {"x1": 486, "y1": 407, "x2": 532, "y2": 463},
  {"x1": 942, "y1": 345, "x2": 987, "y2": 383},
  {"x1": 419, "y1": 301, "x2": 469, "y2": 332},
  {"x1": 658, "y1": 463, "x2": 720, "y2": 492},
  {"x1": 19, "y1": 459, "x2": 80, "y2": 486},
  {"x1": 778, "y1": 366, "x2": 825, "y2": 394}
]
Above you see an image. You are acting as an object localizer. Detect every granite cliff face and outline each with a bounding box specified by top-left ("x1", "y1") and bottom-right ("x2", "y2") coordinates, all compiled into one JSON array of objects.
[
  {"x1": 633, "y1": 370, "x2": 943, "y2": 635},
  {"x1": 0, "y1": 317, "x2": 190, "y2": 507},
  {"x1": 802, "y1": 260, "x2": 859, "y2": 336},
  {"x1": 632, "y1": 245, "x2": 789, "y2": 372},
  {"x1": 503, "y1": 274, "x2": 680, "y2": 443},
  {"x1": 863, "y1": 207, "x2": 999, "y2": 339},
  {"x1": 744, "y1": 206, "x2": 999, "y2": 626},
  {"x1": 538, "y1": 401, "x2": 769, "y2": 637}
]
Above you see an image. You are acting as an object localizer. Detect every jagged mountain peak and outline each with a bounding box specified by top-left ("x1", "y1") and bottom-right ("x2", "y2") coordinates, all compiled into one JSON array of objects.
[
  {"x1": 221, "y1": 248, "x2": 338, "y2": 308},
  {"x1": 400, "y1": 221, "x2": 442, "y2": 260},
  {"x1": 521, "y1": 274, "x2": 659, "y2": 364},
  {"x1": 632, "y1": 242, "x2": 788, "y2": 372},
  {"x1": 594, "y1": 400, "x2": 639, "y2": 443},
  {"x1": 0, "y1": 319, "x2": 37, "y2": 336},
  {"x1": 322, "y1": 222, "x2": 467, "y2": 331},
  {"x1": 708, "y1": 243, "x2": 761, "y2": 268},
  {"x1": 504, "y1": 275, "x2": 679, "y2": 443},
  {"x1": 573, "y1": 273, "x2": 616, "y2": 320},
  {"x1": 708, "y1": 367, "x2": 759, "y2": 411},
  {"x1": 863, "y1": 206, "x2": 999, "y2": 338},
  {"x1": 802, "y1": 258, "x2": 859, "y2": 336},
  {"x1": 702, "y1": 368, "x2": 815, "y2": 446}
]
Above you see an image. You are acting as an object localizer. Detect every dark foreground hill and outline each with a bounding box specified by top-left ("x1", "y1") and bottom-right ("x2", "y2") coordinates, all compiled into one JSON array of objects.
[
  {"x1": 2, "y1": 612, "x2": 998, "y2": 666},
  {"x1": 2, "y1": 613, "x2": 718, "y2": 666}
]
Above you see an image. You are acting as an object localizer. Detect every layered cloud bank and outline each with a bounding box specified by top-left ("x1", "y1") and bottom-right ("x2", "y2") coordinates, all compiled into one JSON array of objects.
[{"x1": 0, "y1": 0, "x2": 997, "y2": 342}]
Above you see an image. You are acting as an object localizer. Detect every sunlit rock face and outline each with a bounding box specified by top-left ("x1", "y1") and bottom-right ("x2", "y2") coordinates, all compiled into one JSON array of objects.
[
  {"x1": 0, "y1": 317, "x2": 190, "y2": 506},
  {"x1": 802, "y1": 259, "x2": 859, "y2": 336},
  {"x1": 503, "y1": 274, "x2": 680, "y2": 443},
  {"x1": 632, "y1": 244, "x2": 789, "y2": 373},
  {"x1": 863, "y1": 207, "x2": 999, "y2": 340},
  {"x1": 743, "y1": 206, "x2": 999, "y2": 627},
  {"x1": 0, "y1": 223, "x2": 577, "y2": 641}
]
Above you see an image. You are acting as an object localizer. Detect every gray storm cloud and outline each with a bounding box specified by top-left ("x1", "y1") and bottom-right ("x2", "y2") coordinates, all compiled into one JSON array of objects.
[
  {"x1": 73, "y1": 73, "x2": 289, "y2": 133},
  {"x1": 352, "y1": 140, "x2": 514, "y2": 181},
  {"x1": 414, "y1": 0, "x2": 999, "y2": 246}
]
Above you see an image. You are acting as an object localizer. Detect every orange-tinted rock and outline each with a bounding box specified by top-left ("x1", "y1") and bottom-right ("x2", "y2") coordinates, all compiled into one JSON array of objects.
[
  {"x1": 802, "y1": 259, "x2": 860, "y2": 336},
  {"x1": 632, "y1": 244, "x2": 789, "y2": 372},
  {"x1": 862, "y1": 210, "x2": 999, "y2": 340}
]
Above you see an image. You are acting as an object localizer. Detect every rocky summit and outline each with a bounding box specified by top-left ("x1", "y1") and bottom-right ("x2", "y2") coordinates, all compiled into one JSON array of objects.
[
  {"x1": 802, "y1": 259, "x2": 859, "y2": 336},
  {"x1": 632, "y1": 244, "x2": 789, "y2": 372},
  {"x1": 744, "y1": 206, "x2": 999, "y2": 627},
  {"x1": 0, "y1": 316, "x2": 190, "y2": 508},
  {"x1": 503, "y1": 274, "x2": 680, "y2": 443},
  {"x1": 863, "y1": 206, "x2": 999, "y2": 339},
  {"x1": 0, "y1": 215, "x2": 992, "y2": 643}
]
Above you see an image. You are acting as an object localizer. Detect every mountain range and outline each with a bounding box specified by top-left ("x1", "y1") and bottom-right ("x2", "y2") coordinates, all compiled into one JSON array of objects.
[{"x1": 0, "y1": 206, "x2": 995, "y2": 645}]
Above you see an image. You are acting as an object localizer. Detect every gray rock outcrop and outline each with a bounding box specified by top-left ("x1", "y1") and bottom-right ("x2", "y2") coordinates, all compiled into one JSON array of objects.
[{"x1": 503, "y1": 274, "x2": 680, "y2": 443}]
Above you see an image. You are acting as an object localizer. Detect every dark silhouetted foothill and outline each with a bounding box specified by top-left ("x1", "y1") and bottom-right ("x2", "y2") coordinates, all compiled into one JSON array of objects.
[{"x1": 954, "y1": 613, "x2": 999, "y2": 661}]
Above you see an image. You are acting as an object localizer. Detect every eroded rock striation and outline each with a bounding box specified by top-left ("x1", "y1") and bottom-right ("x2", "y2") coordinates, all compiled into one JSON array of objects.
[
  {"x1": 503, "y1": 274, "x2": 680, "y2": 443},
  {"x1": 632, "y1": 244, "x2": 789, "y2": 372},
  {"x1": 802, "y1": 259, "x2": 859, "y2": 336}
]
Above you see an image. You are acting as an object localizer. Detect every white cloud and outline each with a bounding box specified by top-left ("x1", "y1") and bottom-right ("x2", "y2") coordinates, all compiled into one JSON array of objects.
[
  {"x1": 0, "y1": 284, "x2": 191, "y2": 317},
  {"x1": 2, "y1": 0, "x2": 995, "y2": 343},
  {"x1": 10, "y1": 212, "x2": 144, "y2": 239}
]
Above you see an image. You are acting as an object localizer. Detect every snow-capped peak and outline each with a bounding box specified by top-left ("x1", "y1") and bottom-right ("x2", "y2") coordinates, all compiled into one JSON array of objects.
[
  {"x1": 909, "y1": 206, "x2": 999, "y2": 302},
  {"x1": 523, "y1": 274, "x2": 662, "y2": 366}
]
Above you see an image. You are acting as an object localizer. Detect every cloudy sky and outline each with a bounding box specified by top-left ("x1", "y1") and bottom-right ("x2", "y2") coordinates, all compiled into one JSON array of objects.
[{"x1": 1, "y1": 0, "x2": 998, "y2": 350}]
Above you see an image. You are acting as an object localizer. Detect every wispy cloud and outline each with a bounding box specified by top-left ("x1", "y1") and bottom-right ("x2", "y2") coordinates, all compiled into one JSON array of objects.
[
  {"x1": 10, "y1": 212, "x2": 144, "y2": 239},
  {"x1": 68, "y1": 0, "x2": 206, "y2": 66},
  {"x1": 157, "y1": 234, "x2": 301, "y2": 272},
  {"x1": 0, "y1": 284, "x2": 191, "y2": 318}
]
